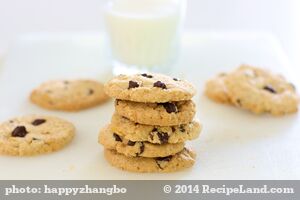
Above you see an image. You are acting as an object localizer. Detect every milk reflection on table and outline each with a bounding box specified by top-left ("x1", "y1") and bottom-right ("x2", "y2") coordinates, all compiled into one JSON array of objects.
[{"x1": 104, "y1": 0, "x2": 186, "y2": 73}]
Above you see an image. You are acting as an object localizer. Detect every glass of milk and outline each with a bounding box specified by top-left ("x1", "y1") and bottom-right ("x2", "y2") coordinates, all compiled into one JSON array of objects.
[{"x1": 104, "y1": 0, "x2": 186, "y2": 74}]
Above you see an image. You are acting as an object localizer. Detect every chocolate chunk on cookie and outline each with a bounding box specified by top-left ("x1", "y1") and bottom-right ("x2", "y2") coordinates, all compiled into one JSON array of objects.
[
  {"x1": 104, "y1": 73, "x2": 196, "y2": 103},
  {"x1": 128, "y1": 81, "x2": 139, "y2": 89},
  {"x1": 113, "y1": 133, "x2": 122, "y2": 142},
  {"x1": 11, "y1": 126, "x2": 28, "y2": 137},
  {"x1": 0, "y1": 115, "x2": 75, "y2": 156},
  {"x1": 31, "y1": 119, "x2": 46, "y2": 126},
  {"x1": 263, "y1": 85, "x2": 276, "y2": 94},
  {"x1": 224, "y1": 65, "x2": 299, "y2": 115},
  {"x1": 141, "y1": 73, "x2": 153, "y2": 78},
  {"x1": 156, "y1": 132, "x2": 169, "y2": 144},
  {"x1": 159, "y1": 102, "x2": 178, "y2": 113},
  {"x1": 30, "y1": 79, "x2": 110, "y2": 111},
  {"x1": 153, "y1": 81, "x2": 167, "y2": 89}
]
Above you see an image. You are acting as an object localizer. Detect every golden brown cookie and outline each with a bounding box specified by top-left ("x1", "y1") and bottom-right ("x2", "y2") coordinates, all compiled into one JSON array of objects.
[
  {"x1": 115, "y1": 100, "x2": 196, "y2": 126},
  {"x1": 104, "y1": 73, "x2": 196, "y2": 103},
  {"x1": 225, "y1": 65, "x2": 299, "y2": 115},
  {"x1": 0, "y1": 115, "x2": 75, "y2": 156},
  {"x1": 30, "y1": 79, "x2": 109, "y2": 111},
  {"x1": 110, "y1": 113, "x2": 201, "y2": 144},
  {"x1": 104, "y1": 148, "x2": 196, "y2": 173}
]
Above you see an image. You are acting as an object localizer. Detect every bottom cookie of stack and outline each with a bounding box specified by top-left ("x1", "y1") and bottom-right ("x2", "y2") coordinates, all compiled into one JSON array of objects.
[{"x1": 104, "y1": 148, "x2": 196, "y2": 173}]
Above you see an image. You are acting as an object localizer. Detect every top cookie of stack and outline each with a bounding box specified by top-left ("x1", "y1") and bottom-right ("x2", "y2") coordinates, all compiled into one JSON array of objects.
[
  {"x1": 104, "y1": 73, "x2": 196, "y2": 103},
  {"x1": 105, "y1": 73, "x2": 197, "y2": 126}
]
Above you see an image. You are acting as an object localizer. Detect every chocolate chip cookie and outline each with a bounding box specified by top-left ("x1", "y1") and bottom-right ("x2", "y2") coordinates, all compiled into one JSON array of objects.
[
  {"x1": 104, "y1": 73, "x2": 196, "y2": 103},
  {"x1": 0, "y1": 115, "x2": 75, "y2": 156},
  {"x1": 114, "y1": 100, "x2": 196, "y2": 126},
  {"x1": 99, "y1": 125, "x2": 185, "y2": 158},
  {"x1": 205, "y1": 73, "x2": 231, "y2": 104},
  {"x1": 104, "y1": 147, "x2": 196, "y2": 173},
  {"x1": 224, "y1": 65, "x2": 299, "y2": 115},
  {"x1": 205, "y1": 65, "x2": 299, "y2": 115},
  {"x1": 110, "y1": 113, "x2": 201, "y2": 144},
  {"x1": 30, "y1": 79, "x2": 109, "y2": 111}
]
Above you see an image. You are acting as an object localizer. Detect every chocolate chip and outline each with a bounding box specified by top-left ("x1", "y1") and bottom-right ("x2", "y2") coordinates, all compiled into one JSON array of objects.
[
  {"x1": 9, "y1": 120, "x2": 14, "y2": 123},
  {"x1": 149, "y1": 132, "x2": 154, "y2": 141},
  {"x1": 63, "y1": 81, "x2": 69, "y2": 84},
  {"x1": 173, "y1": 78, "x2": 179, "y2": 81},
  {"x1": 128, "y1": 81, "x2": 139, "y2": 89},
  {"x1": 11, "y1": 126, "x2": 28, "y2": 137},
  {"x1": 127, "y1": 140, "x2": 136, "y2": 146},
  {"x1": 152, "y1": 128, "x2": 158, "y2": 132},
  {"x1": 32, "y1": 119, "x2": 46, "y2": 126},
  {"x1": 157, "y1": 132, "x2": 169, "y2": 144},
  {"x1": 160, "y1": 102, "x2": 178, "y2": 113},
  {"x1": 113, "y1": 133, "x2": 122, "y2": 142},
  {"x1": 171, "y1": 127, "x2": 176, "y2": 132},
  {"x1": 236, "y1": 99, "x2": 242, "y2": 106},
  {"x1": 263, "y1": 85, "x2": 276, "y2": 94},
  {"x1": 139, "y1": 142, "x2": 145, "y2": 155},
  {"x1": 149, "y1": 128, "x2": 158, "y2": 141},
  {"x1": 156, "y1": 155, "x2": 173, "y2": 162},
  {"x1": 121, "y1": 116, "x2": 127, "y2": 120},
  {"x1": 179, "y1": 125, "x2": 185, "y2": 132},
  {"x1": 155, "y1": 155, "x2": 173, "y2": 169},
  {"x1": 141, "y1": 73, "x2": 153, "y2": 78},
  {"x1": 153, "y1": 81, "x2": 167, "y2": 89},
  {"x1": 88, "y1": 89, "x2": 94, "y2": 95}
]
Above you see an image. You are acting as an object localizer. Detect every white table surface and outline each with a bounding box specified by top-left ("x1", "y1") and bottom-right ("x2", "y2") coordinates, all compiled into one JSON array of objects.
[{"x1": 0, "y1": 32, "x2": 299, "y2": 180}]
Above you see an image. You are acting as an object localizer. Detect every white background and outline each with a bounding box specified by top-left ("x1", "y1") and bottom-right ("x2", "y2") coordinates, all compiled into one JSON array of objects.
[
  {"x1": 0, "y1": 0, "x2": 300, "y2": 68},
  {"x1": 1, "y1": 32, "x2": 299, "y2": 179},
  {"x1": 0, "y1": 0, "x2": 299, "y2": 180}
]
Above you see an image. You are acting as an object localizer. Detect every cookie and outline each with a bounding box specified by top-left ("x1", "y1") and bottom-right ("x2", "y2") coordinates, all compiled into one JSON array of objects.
[
  {"x1": 0, "y1": 115, "x2": 75, "y2": 156},
  {"x1": 205, "y1": 73, "x2": 231, "y2": 104},
  {"x1": 115, "y1": 100, "x2": 196, "y2": 126},
  {"x1": 104, "y1": 73, "x2": 196, "y2": 103},
  {"x1": 99, "y1": 125, "x2": 185, "y2": 158},
  {"x1": 224, "y1": 65, "x2": 299, "y2": 115},
  {"x1": 104, "y1": 147, "x2": 196, "y2": 173},
  {"x1": 30, "y1": 79, "x2": 109, "y2": 111},
  {"x1": 110, "y1": 113, "x2": 201, "y2": 144}
]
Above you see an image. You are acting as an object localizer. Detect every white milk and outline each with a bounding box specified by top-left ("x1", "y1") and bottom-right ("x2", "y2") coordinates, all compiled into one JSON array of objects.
[{"x1": 104, "y1": 0, "x2": 185, "y2": 70}]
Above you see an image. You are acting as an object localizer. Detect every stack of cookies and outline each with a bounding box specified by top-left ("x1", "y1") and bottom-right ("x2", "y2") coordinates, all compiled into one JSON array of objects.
[{"x1": 99, "y1": 73, "x2": 201, "y2": 173}]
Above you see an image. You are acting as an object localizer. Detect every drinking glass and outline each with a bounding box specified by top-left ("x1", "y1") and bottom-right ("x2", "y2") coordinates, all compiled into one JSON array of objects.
[{"x1": 104, "y1": 0, "x2": 186, "y2": 74}]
